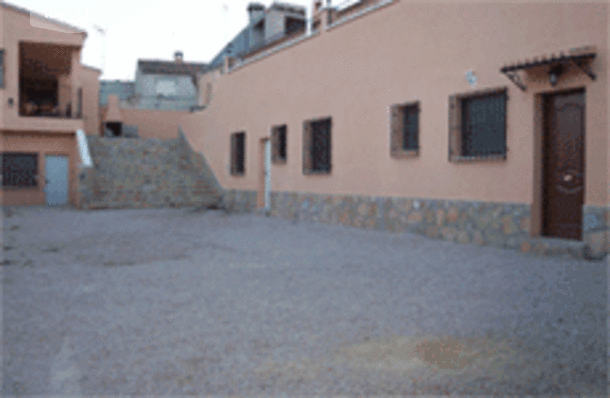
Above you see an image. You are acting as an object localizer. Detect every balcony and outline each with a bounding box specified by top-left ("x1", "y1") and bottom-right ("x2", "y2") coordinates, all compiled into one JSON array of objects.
[{"x1": 5, "y1": 41, "x2": 84, "y2": 133}]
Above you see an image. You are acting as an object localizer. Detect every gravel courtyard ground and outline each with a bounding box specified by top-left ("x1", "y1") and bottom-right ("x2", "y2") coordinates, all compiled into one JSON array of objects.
[{"x1": 1, "y1": 206, "x2": 608, "y2": 395}]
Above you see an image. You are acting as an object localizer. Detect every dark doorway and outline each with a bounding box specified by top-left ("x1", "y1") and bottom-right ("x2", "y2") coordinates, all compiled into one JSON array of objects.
[
  {"x1": 542, "y1": 89, "x2": 585, "y2": 240},
  {"x1": 106, "y1": 122, "x2": 123, "y2": 137}
]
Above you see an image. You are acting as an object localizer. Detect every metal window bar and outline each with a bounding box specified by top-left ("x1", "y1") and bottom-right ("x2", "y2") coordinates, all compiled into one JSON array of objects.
[
  {"x1": 233, "y1": 133, "x2": 246, "y2": 174},
  {"x1": 311, "y1": 119, "x2": 331, "y2": 172},
  {"x1": 2, "y1": 153, "x2": 38, "y2": 187},
  {"x1": 402, "y1": 105, "x2": 419, "y2": 150},
  {"x1": 278, "y1": 126, "x2": 287, "y2": 160},
  {"x1": 461, "y1": 93, "x2": 506, "y2": 157}
]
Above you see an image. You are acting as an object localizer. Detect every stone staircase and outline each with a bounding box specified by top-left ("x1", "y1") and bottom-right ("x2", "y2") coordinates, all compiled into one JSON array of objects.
[{"x1": 78, "y1": 129, "x2": 223, "y2": 210}]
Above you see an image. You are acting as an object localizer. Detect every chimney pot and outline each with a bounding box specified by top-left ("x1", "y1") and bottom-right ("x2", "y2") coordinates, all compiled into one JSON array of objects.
[
  {"x1": 174, "y1": 51, "x2": 184, "y2": 63},
  {"x1": 247, "y1": 2, "x2": 265, "y2": 25}
]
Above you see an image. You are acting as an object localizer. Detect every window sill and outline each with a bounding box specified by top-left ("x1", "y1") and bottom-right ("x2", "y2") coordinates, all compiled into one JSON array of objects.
[
  {"x1": 450, "y1": 154, "x2": 507, "y2": 162},
  {"x1": 391, "y1": 149, "x2": 419, "y2": 159},
  {"x1": 230, "y1": 172, "x2": 245, "y2": 177},
  {"x1": 272, "y1": 158, "x2": 287, "y2": 165}
]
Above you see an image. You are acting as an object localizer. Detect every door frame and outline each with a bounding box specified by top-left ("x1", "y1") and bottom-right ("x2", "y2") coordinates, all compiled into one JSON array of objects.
[
  {"x1": 534, "y1": 87, "x2": 586, "y2": 239},
  {"x1": 257, "y1": 137, "x2": 271, "y2": 211}
]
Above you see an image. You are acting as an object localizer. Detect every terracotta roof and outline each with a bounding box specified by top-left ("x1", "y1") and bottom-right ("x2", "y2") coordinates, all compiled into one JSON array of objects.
[
  {"x1": 501, "y1": 46, "x2": 597, "y2": 72},
  {"x1": 1, "y1": 1, "x2": 87, "y2": 36},
  {"x1": 137, "y1": 60, "x2": 209, "y2": 76}
]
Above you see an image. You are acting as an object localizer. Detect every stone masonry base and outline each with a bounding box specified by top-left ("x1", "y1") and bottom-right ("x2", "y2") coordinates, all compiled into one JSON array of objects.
[{"x1": 246, "y1": 190, "x2": 608, "y2": 260}]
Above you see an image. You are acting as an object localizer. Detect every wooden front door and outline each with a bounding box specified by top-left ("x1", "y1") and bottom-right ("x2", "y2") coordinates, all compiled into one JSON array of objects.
[{"x1": 542, "y1": 90, "x2": 585, "y2": 240}]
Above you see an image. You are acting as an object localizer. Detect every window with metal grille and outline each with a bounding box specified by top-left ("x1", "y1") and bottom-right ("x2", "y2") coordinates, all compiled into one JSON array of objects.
[
  {"x1": 303, "y1": 118, "x2": 331, "y2": 174},
  {"x1": 272, "y1": 124, "x2": 287, "y2": 164},
  {"x1": 448, "y1": 87, "x2": 508, "y2": 161},
  {"x1": 390, "y1": 102, "x2": 419, "y2": 158},
  {"x1": 0, "y1": 49, "x2": 4, "y2": 88},
  {"x1": 2, "y1": 153, "x2": 38, "y2": 187},
  {"x1": 230, "y1": 132, "x2": 246, "y2": 175},
  {"x1": 461, "y1": 92, "x2": 506, "y2": 157}
]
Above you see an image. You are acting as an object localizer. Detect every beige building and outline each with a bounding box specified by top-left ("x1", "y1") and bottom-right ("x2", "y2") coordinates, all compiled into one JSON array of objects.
[
  {"x1": 1, "y1": 2, "x2": 100, "y2": 206},
  {"x1": 182, "y1": 0, "x2": 609, "y2": 256}
]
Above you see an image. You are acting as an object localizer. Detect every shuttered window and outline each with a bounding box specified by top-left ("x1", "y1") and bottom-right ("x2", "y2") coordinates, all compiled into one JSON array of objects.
[
  {"x1": 2, "y1": 153, "x2": 38, "y2": 187},
  {"x1": 230, "y1": 132, "x2": 246, "y2": 175},
  {"x1": 461, "y1": 92, "x2": 506, "y2": 157}
]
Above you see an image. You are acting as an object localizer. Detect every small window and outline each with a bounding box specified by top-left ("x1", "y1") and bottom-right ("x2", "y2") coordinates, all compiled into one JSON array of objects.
[
  {"x1": 272, "y1": 124, "x2": 287, "y2": 164},
  {"x1": 0, "y1": 49, "x2": 4, "y2": 88},
  {"x1": 303, "y1": 117, "x2": 331, "y2": 174},
  {"x1": 2, "y1": 153, "x2": 38, "y2": 187},
  {"x1": 230, "y1": 132, "x2": 246, "y2": 175},
  {"x1": 76, "y1": 88, "x2": 83, "y2": 118},
  {"x1": 449, "y1": 88, "x2": 507, "y2": 161},
  {"x1": 390, "y1": 102, "x2": 419, "y2": 158}
]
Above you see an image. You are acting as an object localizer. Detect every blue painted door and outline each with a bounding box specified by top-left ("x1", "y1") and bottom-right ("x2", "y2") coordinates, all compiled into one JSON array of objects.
[{"x1": 45, "y1": 155, "x2": 69, "y2": 206}]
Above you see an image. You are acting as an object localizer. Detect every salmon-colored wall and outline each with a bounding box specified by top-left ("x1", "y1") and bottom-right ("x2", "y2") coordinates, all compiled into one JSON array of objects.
[
  {"x1": 1, "y1": 132, "x2": 78, "y2": 206},
  {"x1": 182, "y1": 1, "x2": 608, "y2": 207},
  {"x1": 1, "y1": 6, "x2": 87, "y2": 133},
  {"x1": 101, "y1": 105, "x2": 189, "y2": 139},
  {"x1": 81, "y1": 66, "x2": 101, "y2": 136}
]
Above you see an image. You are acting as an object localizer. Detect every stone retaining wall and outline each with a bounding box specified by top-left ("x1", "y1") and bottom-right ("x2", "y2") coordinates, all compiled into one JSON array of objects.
[
  {"x1": 258, "y1": 190, "x2": 608, "y2": 260},
  {"x1": 78, "y1": 131, "x2": 222, "y2": 209}
]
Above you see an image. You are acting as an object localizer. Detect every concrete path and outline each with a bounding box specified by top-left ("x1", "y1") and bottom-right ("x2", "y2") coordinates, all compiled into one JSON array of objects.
[{"x1": 2, "y1": 206, "x2": 607, "y2": 395}]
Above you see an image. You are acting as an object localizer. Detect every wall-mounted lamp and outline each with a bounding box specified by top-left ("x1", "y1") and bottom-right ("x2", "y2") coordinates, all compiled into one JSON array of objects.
[
  {"x1": 7, "y1": 98, "x2": 14, "y2": 107},
  {"x1": 548, "y1": 64, "x2": 564, "y2": 87}
]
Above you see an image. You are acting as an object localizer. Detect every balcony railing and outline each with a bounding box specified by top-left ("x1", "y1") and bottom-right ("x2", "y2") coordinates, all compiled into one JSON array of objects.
[
  {"x1": 19, "y1": 102, "x2": 80, "y2": 118},
  {"x1": 19, "y1": 82, "x2": 82, "y2": 119}
]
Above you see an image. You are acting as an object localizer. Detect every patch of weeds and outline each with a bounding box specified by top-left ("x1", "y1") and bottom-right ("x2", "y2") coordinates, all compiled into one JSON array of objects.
[
  {"x1": 3, "y1": 245, "x2": 14, "y2": 251},
  {"x1": 10, "y1": 225, "x2": 19, "y2": 231},
  {"x1": 22, "y1": 259, "x2": 34, "y2": 267},
  {"x1": 0, "y1": 259, "x2": 13, "y2": 266}
]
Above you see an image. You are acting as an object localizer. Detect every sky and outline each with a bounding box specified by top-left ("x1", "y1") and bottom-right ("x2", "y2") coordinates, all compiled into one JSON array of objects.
[{"x1": 11, "y1": 0, "x2": 315, "y2": 80}]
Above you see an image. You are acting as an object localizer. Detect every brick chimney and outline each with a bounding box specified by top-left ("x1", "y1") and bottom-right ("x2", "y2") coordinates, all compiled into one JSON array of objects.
[{"x1": 174, "y1": 51, "x2": 184, "y2": 63}]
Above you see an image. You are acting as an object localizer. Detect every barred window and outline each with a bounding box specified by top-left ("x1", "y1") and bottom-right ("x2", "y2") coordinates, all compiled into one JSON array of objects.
[
  {"x1": 2, "y1": 153, "x2": 38, "y2": 187},
  {"x1": 230, "y1": 132, "x2": 246, "y2": 175},
  {"x1": 390, "y1": 101, "x2": 419, "y2": 158},
  {"x1": 449, "y1": 88, "x2": 508, "y2": 161},
  {"x1": 303, "y1": 117, "x2": 331, "y2": 174},
  {"x1": 462, "y1": 92, "x2": 506, "y2": 157},
  {"x1": 272, "y1": 124, "x2": 287, "y2": 164}
]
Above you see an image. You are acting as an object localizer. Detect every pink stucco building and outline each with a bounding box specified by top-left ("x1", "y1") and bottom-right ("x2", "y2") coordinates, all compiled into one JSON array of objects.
[
  {"x1": 0, "y1": 2, "x2": 100, "y2": 206},
  {"x1": 180, "y1": 0, "x2": 609, "y2": 257}
]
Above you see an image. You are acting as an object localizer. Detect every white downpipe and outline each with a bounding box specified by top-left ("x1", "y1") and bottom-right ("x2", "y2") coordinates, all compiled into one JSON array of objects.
[
  {"x1": 306, "y1": 4, "x2": 312, "y2": 36},
  {"x1": 76, "y1": 129, "x2": 93, "y2": 168}
]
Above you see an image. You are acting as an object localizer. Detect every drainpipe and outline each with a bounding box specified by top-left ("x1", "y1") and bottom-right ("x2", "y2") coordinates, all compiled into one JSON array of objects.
[{"x1": 306, "y1": 3, "x2": 312, "y2": 36}]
